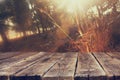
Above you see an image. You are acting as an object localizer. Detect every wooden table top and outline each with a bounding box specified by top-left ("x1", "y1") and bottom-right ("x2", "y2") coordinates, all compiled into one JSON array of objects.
[{"x1": 0, "y1": 52, "x2": 120, "y2": 80}]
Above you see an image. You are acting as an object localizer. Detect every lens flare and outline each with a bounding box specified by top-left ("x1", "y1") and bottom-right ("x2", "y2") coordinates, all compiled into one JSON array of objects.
[{"x1": 53, "y1": 0, "x2": 90, "y2": 13}]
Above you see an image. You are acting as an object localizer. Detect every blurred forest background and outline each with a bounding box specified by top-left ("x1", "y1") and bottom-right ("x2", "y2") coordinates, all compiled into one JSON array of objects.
[{"x1": 0, "y1": 0, "x2": 120, "y2": 52}]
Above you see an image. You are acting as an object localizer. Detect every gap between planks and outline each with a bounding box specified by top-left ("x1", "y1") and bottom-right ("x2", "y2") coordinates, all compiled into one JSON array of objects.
[
  {"x1": 10, "y1": 53, "x2": 65, "y2": 80},
  {"x1": 75, "y1": 53, "x2": 106, "y2": 80},
  {"x1": 43, "y1": 52, "x2": 78, "y2": 80},
  {"x1": 92, "y1": 52, "x2": 120, "y2": 80},
  {"x1": 0, "y1": 52, "x2": 47, "y2": 76}
]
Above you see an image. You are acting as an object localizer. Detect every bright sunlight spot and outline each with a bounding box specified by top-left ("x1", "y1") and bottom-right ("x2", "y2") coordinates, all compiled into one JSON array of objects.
[{"x1": 53, "y1": 0, "x2": 90, "y2": 13}]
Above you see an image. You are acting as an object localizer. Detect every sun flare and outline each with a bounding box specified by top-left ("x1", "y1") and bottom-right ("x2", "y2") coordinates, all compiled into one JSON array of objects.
[{"x1": 53, "y1": 0, "x2": 90, "y2": 13}]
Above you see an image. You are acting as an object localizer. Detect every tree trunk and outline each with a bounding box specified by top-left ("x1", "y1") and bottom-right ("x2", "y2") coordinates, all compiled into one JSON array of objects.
[
  {"x1": 23, "y1": 31, "x2": 27, "y2": 38},
  {"x1": 37, "y1": 26, "x2": 41, "y2": 34},
  {"x1": 0, "y1": 30, "x2": 10, "y2": 51},
  {"x1": 0, "y1": 31, "x2": 9, "y2": 44}
]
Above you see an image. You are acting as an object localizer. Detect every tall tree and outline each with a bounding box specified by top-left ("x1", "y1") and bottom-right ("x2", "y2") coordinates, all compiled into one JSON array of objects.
[
  {"x1": 0, "y1": 0, "x2": 13, "y2": 46},
  {"x1": 13, "y1": 0, "x2": 32, "y2": 37}
]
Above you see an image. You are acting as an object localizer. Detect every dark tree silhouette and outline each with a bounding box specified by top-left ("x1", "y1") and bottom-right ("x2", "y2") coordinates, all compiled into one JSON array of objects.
[
  {"x1": 0, "y1": 0, "x2": 13, "y2": 48},
  {"x1": 13, "y1": 0, "x2": 32, "y2": 37}
]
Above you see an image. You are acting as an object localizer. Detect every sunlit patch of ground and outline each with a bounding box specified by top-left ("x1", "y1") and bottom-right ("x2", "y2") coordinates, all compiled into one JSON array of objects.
[{"x1": 0, "y1": 34, "x2": 54, "y2": 52}]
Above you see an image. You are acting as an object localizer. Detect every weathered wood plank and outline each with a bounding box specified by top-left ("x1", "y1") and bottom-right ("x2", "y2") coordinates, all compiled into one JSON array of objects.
[
  {"x1": 0, "y1": 52, "x2": 46, "y2": 76},
  {"x1": 0, "y1": 52, "x2": 36, "y2": 63},
  {"x1": 75, "y1": 53, "x2": 106, "y2": 80},
  {"x1": 10, "y1": 53, "x2": 64, "y2": 80},
  {"x1": 106, "y1": 52, "x2": 120, "y2": 60},
  {"x1": 0, "y1": 52, "x2": 20, "y2": 60},
  {"x1": 0, "y1": 52, "x2": 39, "y2": 69},
  {"x1": 43, "y1": 52, "x2": 78, "y2": 80},
  {"x1": 0, "y1": 52, "x2": 119, "y2": 80},
  {"x1": 93, "y1": 52, "x2": 120, "y2": 80},
  {"x1": 14, "y1": 53, "x2": 59, "y2": 76}
]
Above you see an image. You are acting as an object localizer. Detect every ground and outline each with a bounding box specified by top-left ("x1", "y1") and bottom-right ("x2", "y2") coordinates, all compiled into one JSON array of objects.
[{"x1": 0, "y1": 27, "x2": 120, "y2": 52}]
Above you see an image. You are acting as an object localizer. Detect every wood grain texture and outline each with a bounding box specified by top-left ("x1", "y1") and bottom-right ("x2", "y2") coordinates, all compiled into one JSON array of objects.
[
  {"x1": 0, "y1": 52, "x2": 45, "y2": 75},
  {"x1": 75, "y1": 53, "x2": 106, "y2": 80},
  {"x1": 11, "y1": 53, "x2": 64, "y2": 80},
  {"x1": 0, "y1": 52, "x2": 38, "y2": 69},
  {"x1": 0, "y1": 52, "x2": 20, "y2": 60},
  {"x1": 43, "y1": 52, "x2": 78, "y2": 80},
  {"x1": 0, "y1": 52, "x2": 120, "y2": 80},
  {"x1": 106, "y1": 52, "x2": 120, "y2": 60},
  {"x1": 93, "y1": 52, "x2": 120, "y2": 80}
]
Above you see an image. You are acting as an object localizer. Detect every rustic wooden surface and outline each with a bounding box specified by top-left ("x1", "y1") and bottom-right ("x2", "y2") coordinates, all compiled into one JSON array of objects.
[
  {"x1": 93, "y1": 52, "x2": 120, "y2": 80},
  {"x1": 43, "y1": 53, "x2": 78, "y2": 80},
  {"x1": 0, "y1": 52, "x2": 120, "y2": 80},
  {"x1": 75, "y1": 53, "x2": 106, "y2": 80}
]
